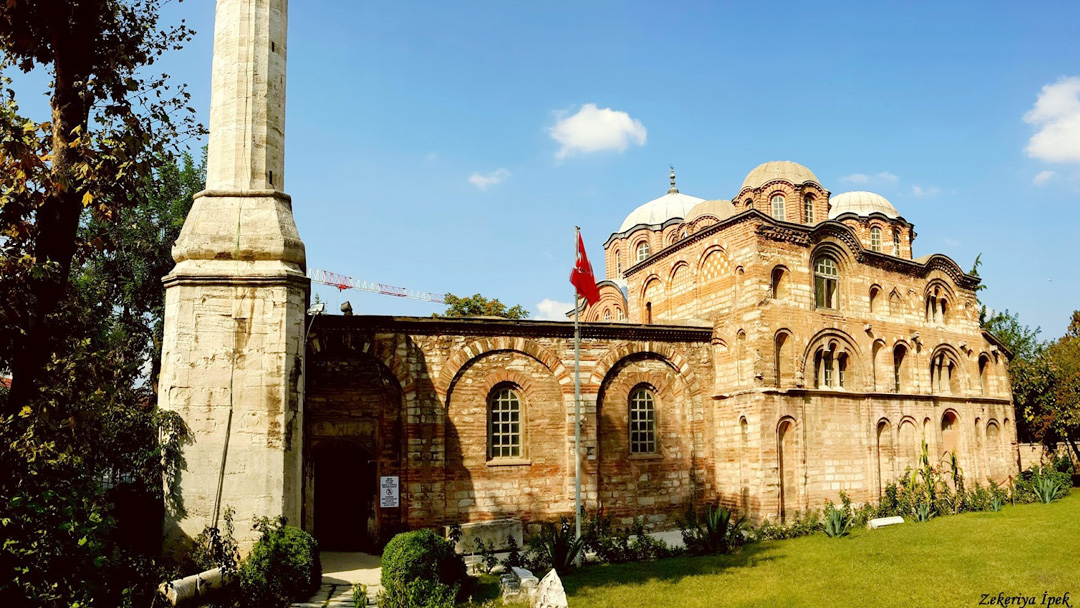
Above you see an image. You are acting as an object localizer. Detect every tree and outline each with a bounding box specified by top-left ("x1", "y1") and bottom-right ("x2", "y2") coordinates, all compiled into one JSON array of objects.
[
  {"x1": 440, "y1": 293, "x2": 530, "y2": 319},
  {"x1": 0, "y1": 149, "x2": 201, "y2": 607},
  {"x1": 0, "y1": 0, "x2": 199, "y2": 410},
  {"x1": 79, "y1": 150, "x2": 206, "y2": 395},
  {"x1": 0, "y1": 2, "x2": 200, "y2": 603},
  {"x1": 982, "y1": 309, "x2": 1043, "y2": 362}
]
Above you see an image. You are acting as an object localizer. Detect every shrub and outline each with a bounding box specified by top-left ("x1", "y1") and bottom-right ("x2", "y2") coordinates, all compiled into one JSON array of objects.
[
  {"x1": 1013, "y1": 464, "x2": 1072, "y2": 504},
  {"x1": 753, "y1": 509, "x2": 821, "y2": 541},
  {"x1": 501, "y1": 534, "x2": 522, "y2": 570},
  {"x1": 239, "y1": 517, "x2": 321, "y2": 608},
  {"x1": 377, "y1": 578, "x2": 456, "y2": 608},
  {"x1": 380, "y1": 529, "x2": 466, "y2": 606}
]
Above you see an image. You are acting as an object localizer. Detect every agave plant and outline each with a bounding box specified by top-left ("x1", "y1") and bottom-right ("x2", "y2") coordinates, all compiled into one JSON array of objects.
[
  {"x1": 912, "y1": 502, "x2": 933, "y2": 523},
  {"x1": 989, "y1": 496, "x2": 1003, "y2": 512},
  {"x1": 702, "y1": 503, "x2": 745, "y2": 553},
  {"x1": 537, "y1": 519, "x2": 586, "y2": 575},
  {"x1": 1034, "y1": 475, "x2": 1064, "y2": 504},
  {"x1": 823, "y1": 502, "x2": 852, "y2": 538}
]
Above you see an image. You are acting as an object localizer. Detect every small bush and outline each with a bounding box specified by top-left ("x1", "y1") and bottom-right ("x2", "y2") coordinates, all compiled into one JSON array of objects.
[
  {"x1": 501, "y1": 534, "x2": 522, "y2": 570},
  {"x1": 239, "y1": 517, "x2": 321, "y2": 608},
  {"x1": 377, "y1": 578, "x2": 456, "y2": 608},
  {"x1": 380, "y1": 529, "x2": 466, "y2": 607}
]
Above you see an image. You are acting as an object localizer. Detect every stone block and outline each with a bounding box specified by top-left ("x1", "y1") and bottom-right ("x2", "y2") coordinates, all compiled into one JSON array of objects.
[
  {"x1": 868, "y1": 516, "x2": 905, "y2": 529},
  {"x1": 446, "y1": 518, "x2": 524, "y2": 554}
]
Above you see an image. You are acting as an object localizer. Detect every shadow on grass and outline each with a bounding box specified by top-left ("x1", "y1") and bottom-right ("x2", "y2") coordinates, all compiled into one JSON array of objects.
[{"x1": 562, "y1": 542, "x2": 782, "y2": 596}]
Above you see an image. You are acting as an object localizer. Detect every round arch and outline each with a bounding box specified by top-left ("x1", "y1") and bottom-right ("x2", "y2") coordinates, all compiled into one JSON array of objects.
[{"x1": 438, "y1": 337, "x2": 571, "y2": 402}]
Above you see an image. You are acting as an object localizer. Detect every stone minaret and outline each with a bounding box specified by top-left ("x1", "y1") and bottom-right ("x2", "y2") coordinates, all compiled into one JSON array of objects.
[{"x1": 159, "y1": 0, "x2": 307, "y2": 552}]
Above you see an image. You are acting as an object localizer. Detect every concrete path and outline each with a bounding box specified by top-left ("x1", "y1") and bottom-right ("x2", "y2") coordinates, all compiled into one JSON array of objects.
[{"x1": 293, "y1": 552, "x2": 381, "y2": 607}]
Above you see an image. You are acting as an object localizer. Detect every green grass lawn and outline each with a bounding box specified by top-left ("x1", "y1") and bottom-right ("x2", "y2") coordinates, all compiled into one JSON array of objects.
[{"x1": 562, "y1": 493, "x2": 1080, "y2": 608}]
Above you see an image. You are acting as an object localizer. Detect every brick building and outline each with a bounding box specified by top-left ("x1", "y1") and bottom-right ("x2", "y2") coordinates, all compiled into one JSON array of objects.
[
  {"x1": 302, "y1": 161, "x2": 1017, "y2": 551},
  {"x1": 158, "y1": 1, "x2": 1016, "y2": 554}
]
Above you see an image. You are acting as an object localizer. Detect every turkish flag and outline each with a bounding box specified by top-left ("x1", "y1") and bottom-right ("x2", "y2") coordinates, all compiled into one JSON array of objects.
[{"x1": 570, "y1": 231, "x2": 601, "y2": 305}]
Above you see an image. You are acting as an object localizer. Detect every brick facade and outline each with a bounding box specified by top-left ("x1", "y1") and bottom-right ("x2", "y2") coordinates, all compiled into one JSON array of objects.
[{"x1": 301, "y1": 162, "x2": 1018, "y2": 549}]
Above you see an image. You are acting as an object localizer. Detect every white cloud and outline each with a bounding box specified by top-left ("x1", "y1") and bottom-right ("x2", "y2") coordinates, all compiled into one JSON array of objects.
[
  {"x1": 1024, "y1": 76, "x2": 1080, "y2": 164},
  {"x1": 839, "y1": 171, "x2": 899, "y2": 185},
  {"x1": 1034, "y1": 170, "x2": 1059, "y2": 186},
  {"x1": 549, "y1": 104, "x2": 647, "y2": 160},
  {"x1": 468, "y1": 168, "x2": 510, "y2": 190},
  {"x1": 912, "y1": 185, "x2": 940, "y2": 197},
  {"x1": 536, "y1": 298, "x2": 574, "y2": 321}
]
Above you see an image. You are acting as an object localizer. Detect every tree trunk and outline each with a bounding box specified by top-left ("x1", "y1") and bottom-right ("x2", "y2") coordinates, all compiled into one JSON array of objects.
[{"x1": 7, "y1": 23, "x2": 92, "y2": 413}]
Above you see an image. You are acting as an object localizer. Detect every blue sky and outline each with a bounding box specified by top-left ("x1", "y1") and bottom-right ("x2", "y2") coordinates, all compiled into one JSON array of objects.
[{"x1": 16, "y1": 1, "x2": 1080, "y2": 337}]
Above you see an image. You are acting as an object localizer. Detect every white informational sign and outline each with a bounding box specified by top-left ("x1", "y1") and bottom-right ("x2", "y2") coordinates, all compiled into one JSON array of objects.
[{"x1": 380, "y1": 476, "x2": 399, "y2": 508}]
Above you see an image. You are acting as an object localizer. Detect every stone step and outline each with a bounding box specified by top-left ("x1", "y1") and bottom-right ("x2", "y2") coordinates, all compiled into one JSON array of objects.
[{"x1": 292, "y1": 582, "x2": 379, "y2": 607}]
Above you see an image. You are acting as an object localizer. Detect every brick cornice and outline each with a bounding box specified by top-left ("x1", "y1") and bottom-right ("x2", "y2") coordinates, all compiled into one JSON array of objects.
[{"x1": 311, "y1": 315, "x2": 713, "y2": 343}]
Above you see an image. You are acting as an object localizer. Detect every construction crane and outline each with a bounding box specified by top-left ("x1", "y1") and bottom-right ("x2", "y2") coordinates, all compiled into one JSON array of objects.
[{"x1": 307, "y1": 268, "x2": 446, "y2": 304}]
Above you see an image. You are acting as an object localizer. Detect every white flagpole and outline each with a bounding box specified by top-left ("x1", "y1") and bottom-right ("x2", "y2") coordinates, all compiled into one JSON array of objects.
[{"x1": 573, "y1": 226, "x2": 583, "y2": 554}]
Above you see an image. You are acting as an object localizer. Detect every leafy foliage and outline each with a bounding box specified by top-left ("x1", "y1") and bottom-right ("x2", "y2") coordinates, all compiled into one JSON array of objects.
[
  {"x1": 982, "y1": 308, "x2": 1043, "y2": 361},
  {"x1": 0, "y1": 2, "x2": 202, "y2": 604},
  {"x1": 239, "y1": 518, "x2": 321, "y2": 608},
  {"x1": 380, "y1": 529, "x2": 466, "y2": 605},
  {"x1": 584, "y1": 514, "x2": 674, "y2": 564},
  {"x1": 440, "y1": 293, "x2": 530, "y2": 319}
]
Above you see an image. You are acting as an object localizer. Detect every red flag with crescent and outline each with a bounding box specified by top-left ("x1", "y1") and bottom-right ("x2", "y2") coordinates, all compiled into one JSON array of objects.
[{"x1": 570, "y1": 231, "x2": 601, "y2": 305}]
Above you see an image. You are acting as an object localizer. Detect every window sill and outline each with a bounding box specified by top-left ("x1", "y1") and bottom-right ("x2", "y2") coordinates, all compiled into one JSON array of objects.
[
  {"x1": 628, "y1": 453, "x2": 662, "y2": 461},
  {"x1": 486, "y1": 458, "x2": 531, "y2": 467}
]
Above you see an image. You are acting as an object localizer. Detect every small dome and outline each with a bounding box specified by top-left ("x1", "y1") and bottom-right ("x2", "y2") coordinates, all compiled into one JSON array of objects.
[
  {"x1": 828, "y1": 191, "x2": 900, "y2": 219},
  {"x1": 684, "y1": 199, "x2": 734, "y2": 224},
  {"x1": 617, "y1": 191, "x2": 704, "y2": 233},
  {"x1": 741, "y1": 161, "x2": 819, "y2": 190}
]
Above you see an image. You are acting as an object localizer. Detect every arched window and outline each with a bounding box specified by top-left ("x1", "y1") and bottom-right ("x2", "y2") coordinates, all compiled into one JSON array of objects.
[
  {"x1": 603, "y1": 309, "x2": 612, "y2": 321},
  {"x1": 629, "y1": 387, "x2": 657, "y2": 454},
  {"x1": 645, "y1": 302, "x2": 652, "y2": 324},
  {"x1": 488, "y1": 386, "x2": 522, "y2": 459},
  {"x1": 615, "y1": 252, "x2": 622, "y2": 276},
  {"x1": 814, "y1": 256, "x2": 839, "y2": 309},
  {"x1": 838, "y1": 352, "x2": 849, "y2": 387},
  {"x1": 869, "y1": 286, "x2": 880, "y2": 313},
  {"x1": 893, "y1": 230, "x2": 900, "y2": 256},
  {"x1": 870, "y1": 227, "x2": 882, "y2": 252},
  {"x1": 931, "y1": 353, "x2": 958, "y2": 395},
  {"x1": 636, "y1": 241, "x2": 650, "y2": 262},
  {"x1": 616, "y1": 307, "x2": 625, "y2": 321},
  {"x1": 940, "y1": 299, "x2": 948, "y2": 325},
  {"x1": 771, "y1": 194, "x2": 786, "y2": 220},
  {"x1": 804, "y1": 195, "x2": 814, "y2": 223},
  {"x1": 979, "y1": 354, "x2": 990, "y2": 396},
  {"x1": 771, "y1": 266, "x2": 786, "y2": 299},
  {"x1": 744, "y1": 198, "x2": 753, "y2": 210},
  {"x1": 893, "y1": 344, "x2": 908, "y2": 392}
]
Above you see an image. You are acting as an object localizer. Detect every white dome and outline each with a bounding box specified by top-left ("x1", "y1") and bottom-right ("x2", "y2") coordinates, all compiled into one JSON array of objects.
[
  {"x1": 828, "y1": 191, "x2": 900, "y2": 219},
  {"x1": 617, "y1": 191, "x2": 704, "y2": 233},
  {"x1": 741, "y1": 161, "x2": 819, "y2": 190}
]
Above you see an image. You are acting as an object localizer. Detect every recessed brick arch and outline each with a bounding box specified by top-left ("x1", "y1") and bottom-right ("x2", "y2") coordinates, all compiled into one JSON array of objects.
[
  {"x1": 588, "y1": 343, "x2": 700, "y2": 397},
  {"x1": 799, "y1": 328, "x2": 866, "y2": 389},
  {"x1": 437, "y1": 337, "x2": 571, "y2": 402},
  {"x1": 316, "y1": 332, "x2": 415, "y2": 400}
]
